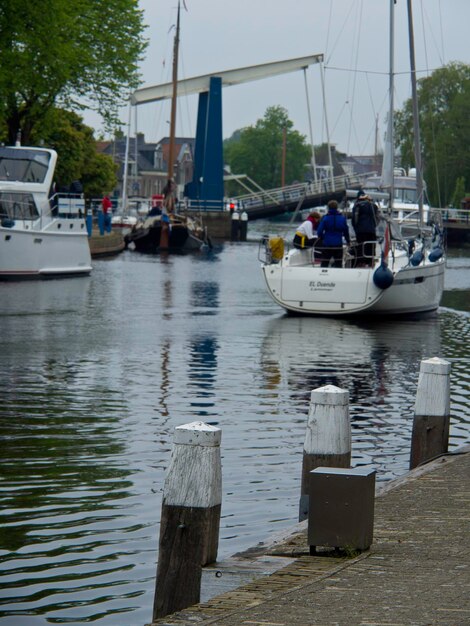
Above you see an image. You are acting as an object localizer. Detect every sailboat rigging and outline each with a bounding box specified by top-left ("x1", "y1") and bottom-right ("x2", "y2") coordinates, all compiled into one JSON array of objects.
[
  {"x1": 406, "y1": 0, "x2": 424, "y2": 228},
  {"x1": 125, "y1": 0, "x2": 206, "y2": 253},
  {"x1": 166, "y1": 0, "x2": 180, "y2": 196},
  {"x1": 260, "y1": 0, "x2": 445, "y2": 317}
]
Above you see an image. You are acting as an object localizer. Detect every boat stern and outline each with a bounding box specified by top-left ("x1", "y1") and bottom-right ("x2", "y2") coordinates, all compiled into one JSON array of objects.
[{"x1": 262, "y1": 262, "x2": 384, "y2": 315}]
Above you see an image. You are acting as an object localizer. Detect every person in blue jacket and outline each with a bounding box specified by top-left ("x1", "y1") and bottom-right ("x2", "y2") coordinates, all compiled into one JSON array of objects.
[{"x1": 316, "y1": 200, "x2": 350, "y2": 268}]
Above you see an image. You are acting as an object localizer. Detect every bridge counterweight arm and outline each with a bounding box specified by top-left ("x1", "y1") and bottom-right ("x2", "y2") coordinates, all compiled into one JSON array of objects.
[{"x1": 131, "y1": 53, "x2": 324, "y2": 105}]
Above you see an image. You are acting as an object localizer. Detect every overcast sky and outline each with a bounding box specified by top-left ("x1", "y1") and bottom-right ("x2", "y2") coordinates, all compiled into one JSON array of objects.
[{"x1": 89, "y1": 0, "x2": 470, "y2": 156}]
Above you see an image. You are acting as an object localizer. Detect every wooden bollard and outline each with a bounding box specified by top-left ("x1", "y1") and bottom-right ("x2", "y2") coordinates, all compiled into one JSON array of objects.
[
  {"x1": 239, "y1": 211, "x2": 248, "y2": 241},
  {"x1": 230, "y1": 210, "x2": 240, "y2": 241},
  {"x1": 299, "y1": 385, "x2": 351, "y2": 521},
  {"x1": 153, "y1": 421, "x2": 222, "y2": 620},
  {"x1": 410, "y1": 357, "x2": 451, "y2": 469}
]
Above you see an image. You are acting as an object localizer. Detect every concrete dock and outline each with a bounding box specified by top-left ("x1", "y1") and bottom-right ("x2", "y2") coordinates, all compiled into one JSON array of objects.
[{"x1": 150, "y1": 447, "x2": 470, "y2": 625}]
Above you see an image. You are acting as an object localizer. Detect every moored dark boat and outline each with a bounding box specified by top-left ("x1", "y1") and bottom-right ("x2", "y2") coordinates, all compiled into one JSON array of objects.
[{"x1": 124, "y1": 212, "x2": 205, "y2": 252}]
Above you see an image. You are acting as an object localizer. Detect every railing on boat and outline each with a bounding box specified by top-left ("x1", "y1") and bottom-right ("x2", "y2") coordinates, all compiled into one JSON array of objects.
[
  {"x1": 259, "y1": 235, "x2": 384, "y2": 268},
  {"x1": 259, "y1": 233, "x2": 438, "y2": 271},
  {"x1": 0, "y1": 192, "x2": 85, "y2": 225}
]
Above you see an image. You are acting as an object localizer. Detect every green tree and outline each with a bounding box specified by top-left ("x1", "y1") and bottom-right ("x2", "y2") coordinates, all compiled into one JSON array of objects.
[
  {"x1": 395, "y1": 63, "x2": 470, "y2": 206},
  {"x1": 224, "y1": 106, "x2": 311, "y2": 193},
  {"x1": 0, "y1": 0, "x2": 147, "y2": 145},
  {"x1": 451, "y1": 176, "x2": 466, "y2": 208},
  {"x1": 41, "y1": 109, "x2": 117, "y2": 197}
]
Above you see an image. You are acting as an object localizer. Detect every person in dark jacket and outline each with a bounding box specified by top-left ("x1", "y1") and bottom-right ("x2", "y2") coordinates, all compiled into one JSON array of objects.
[
  {"x1": 316, "y1": 200, "x2": 350, "y2": 268},
  {"x1": 352, "y1": 194, "x2": 379, "y2": 266}
]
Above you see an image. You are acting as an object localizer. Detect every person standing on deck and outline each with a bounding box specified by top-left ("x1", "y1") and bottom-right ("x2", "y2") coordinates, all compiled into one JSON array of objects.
[
  {"x1": 293, "y1": 211, "x2": 321, "y2": 249},
  {"x1": 316, "y1": 200, "x2": 350, "y2": 267},
  {"x1": 162, "y1": 178, "x2": 176, "y2": 214},
  {"x1": 352, "y1": 193, "x2": 379, "y2": 266}
]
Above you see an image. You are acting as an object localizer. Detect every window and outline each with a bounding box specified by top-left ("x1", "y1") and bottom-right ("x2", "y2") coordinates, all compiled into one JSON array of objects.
[
  {"x1": 403, "y1": 188, "x2": 417, "y2": 204},
  {"x1": 0, "y1": 193, "x2": 39, "y2": 220},
  {"x1": 155, "y1": 147, "x2": 163, "y2": 171},
  {"x1": 0, "y1": 149, "x2": 50, "y2": 183}
]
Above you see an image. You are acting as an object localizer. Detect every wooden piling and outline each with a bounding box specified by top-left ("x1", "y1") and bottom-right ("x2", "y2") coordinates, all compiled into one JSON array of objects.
[
  {"x1": 410, "y1": 357, "x2": 451, "y2": 469},
  {"x1": 239, "y1": 211, "x2": 248, "y2": 241},
  {"x1": 299, "y1": 385, "x2": 351, "y2": 521},
  {"x1": 230, "y1": 210, "x2": 240, "y2": 241},
  {"x1": 153, "y1": 421, "x2": 222, "y2": 620}
]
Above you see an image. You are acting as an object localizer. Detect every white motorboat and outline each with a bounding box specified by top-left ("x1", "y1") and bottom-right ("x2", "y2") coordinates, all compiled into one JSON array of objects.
[
  {"x1": 260, "y1": 0, "x2": 445, "y2": 317},
  {"x1": 111, "y1": 213, "x2": 138, "y2": 230},
  {"x1": 361, "y1": 168, "x2": 430, "y2": 225},
  {"x1": 0, "y1": 145, "x2": 92, "y2": 280}
]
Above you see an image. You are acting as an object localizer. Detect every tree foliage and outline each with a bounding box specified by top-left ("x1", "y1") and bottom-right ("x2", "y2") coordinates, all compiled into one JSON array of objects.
[
  {"x1": 0, "y1": 0, "x2": 148, "y2": 145},
  {"x1": 451, "y1": 176, "x2": 466, "y2": 209},
  {"x1": 224, "y1": 106, "x2": 311, "y2": 194},
  {"x1": 395, "y1": 62, "x2": 470, "y2": 206},
  {"x1": 41, "y1": 109, "x2": 117, "y2": 197}
]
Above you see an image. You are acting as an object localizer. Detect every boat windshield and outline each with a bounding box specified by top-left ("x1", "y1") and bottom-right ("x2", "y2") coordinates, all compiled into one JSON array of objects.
[
  {"x1": 0, "y1": 149, "x2": 51, "y2": 183},
  {"x1": 394, "y1": 187, "x2": 417, "y2": 204},
  {"x1": 0, "y1": 192, "x2": 39, "y2": 220}
]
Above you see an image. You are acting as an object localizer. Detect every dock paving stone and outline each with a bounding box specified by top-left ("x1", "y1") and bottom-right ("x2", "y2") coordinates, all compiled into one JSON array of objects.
[{"x1": 150, "y1": 450, "x2": 470, "y2": 626}]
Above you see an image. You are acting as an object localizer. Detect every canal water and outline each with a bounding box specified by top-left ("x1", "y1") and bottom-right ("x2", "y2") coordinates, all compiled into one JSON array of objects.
[{"x1": 1, "y1": 222, "x2": 469, "y2": 625}]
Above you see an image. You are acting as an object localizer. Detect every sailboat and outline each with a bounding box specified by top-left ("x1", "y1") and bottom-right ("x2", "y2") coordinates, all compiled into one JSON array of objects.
[
  {"x1": 125, "y1": 0, "x2": 206, "y2": 253},
  {"x1": 260, "y1": 0, "x2": 445, "y2": 317}
]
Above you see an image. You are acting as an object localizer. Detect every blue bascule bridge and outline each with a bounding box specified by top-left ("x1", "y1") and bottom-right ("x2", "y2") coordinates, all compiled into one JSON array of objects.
[{"x1": 131, "y1": 54, "x2": 324, "y2": 213}]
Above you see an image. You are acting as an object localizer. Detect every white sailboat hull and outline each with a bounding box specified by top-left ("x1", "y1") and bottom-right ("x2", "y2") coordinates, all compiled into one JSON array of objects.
[{"x1": 262, "y1": 247, "x2": 445, "y2": 317}]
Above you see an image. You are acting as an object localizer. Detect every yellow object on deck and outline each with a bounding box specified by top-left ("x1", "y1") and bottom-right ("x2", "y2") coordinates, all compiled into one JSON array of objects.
[{"x1": 269, "y1": 237, "x2": 285, "y2": 261}]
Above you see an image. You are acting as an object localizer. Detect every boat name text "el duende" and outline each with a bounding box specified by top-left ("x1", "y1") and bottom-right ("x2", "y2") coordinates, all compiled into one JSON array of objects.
[{"x1": 309, "y1": 281, "x2": 335, "y2": 290}]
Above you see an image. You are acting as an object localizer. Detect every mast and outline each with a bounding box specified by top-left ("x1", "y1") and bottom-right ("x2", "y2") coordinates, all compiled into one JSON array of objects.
[
  {"x1": 167, "y1": 0, "x2": 180, "y2": 184},
  {"x1": 303, "y1": 68, "x2": 318, "y2": 187},
  {"x1": 134, "y1": 104, "x2": 138, "y2": 196},
  {"x1": 387, "y1": 0, "x2": 396, "y2": 211},
  {"x1": 319, "y1": 60, "x2": 335, "y2": 191},
  {"x1": 406, "y1": 0, "x2": 424, "y2": 228},
  {"x1": 122, "y1": 101, "x2": 132, "y2": 213},
  {"x1": 281, "y1": 126, "x2": 287, "y2": 187},
  {"x1": 374, "y1": 114, "x2": 379, "y2": 174}
]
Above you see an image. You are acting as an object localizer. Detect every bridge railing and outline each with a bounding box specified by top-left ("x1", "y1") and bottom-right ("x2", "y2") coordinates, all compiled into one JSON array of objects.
[
  {"x1": 437, "y1": 207, "x2": 470, "y2": 225},
  {"x1": 233, "y1": 173, "x2": 377, "y2": 211},
  {"x1": 185, "y1": 198, "x2": 226, "y2": 212}
]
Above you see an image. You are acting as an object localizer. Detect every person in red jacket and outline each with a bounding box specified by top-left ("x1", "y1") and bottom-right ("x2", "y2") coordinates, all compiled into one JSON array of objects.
[
  {"x1": 102, "y1": 194, "x2": 112, "y2": 214},
  {"x1": 102, "y1": 195, "x2": 112, "y2": 233}
]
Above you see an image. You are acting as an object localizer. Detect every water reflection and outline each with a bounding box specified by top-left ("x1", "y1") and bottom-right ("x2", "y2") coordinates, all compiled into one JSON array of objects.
[
  {"x1": 441, "y1": 290, "x2": 470, "y2": 312},
  {"x1": 258, "y1": 314, "x2": 450, "y2": 481},
  {"x1": 0, "y1": 362, "x2": 144, "y2": 623},
  {"x1": 0, "y1": 278, "x2": 90, "y2": 317},
  {"x1": 188, "y1": 337, "x2": 219, "y2": 417},
  {"x1": 440, "y1": 308, "x2": 470, "y2": 446},
  {"x1": 260, "y1": 315, "x2": 442, "y2": 405},
  {"x1": 190, "y1": 281, "x2": 220, "y2": 314}
]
